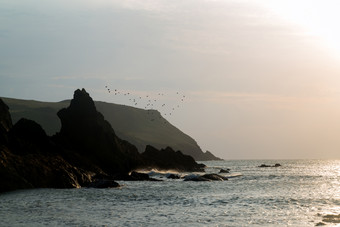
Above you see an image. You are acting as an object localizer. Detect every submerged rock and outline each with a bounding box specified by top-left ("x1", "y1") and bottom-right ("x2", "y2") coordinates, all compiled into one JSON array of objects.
[
  {"x1": 183, "y1": 174, "x2": 210, "y2": 181},
  {"x1": 219, "y1": 168, "x2": 230, "y2": 173},
  {"x1": 202, "y1": 174, "x2": 227, "y2": 181},
  {"x1": 183, "y1": 173, "x2": 228, "y2": 182},
  {"x1": 258, "y1": 163, "x2": 282, "y2": 168}
]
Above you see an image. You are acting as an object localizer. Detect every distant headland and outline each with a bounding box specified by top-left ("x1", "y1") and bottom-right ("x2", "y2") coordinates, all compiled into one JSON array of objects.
[{"x1": 2, "y1": 92, "x2": 220, "y2": 161}]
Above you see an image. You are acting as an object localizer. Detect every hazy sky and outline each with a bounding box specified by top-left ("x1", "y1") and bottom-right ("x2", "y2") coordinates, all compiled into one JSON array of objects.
[{"x1": 1, "y1": 0, "x2": 340, "y2": 159}]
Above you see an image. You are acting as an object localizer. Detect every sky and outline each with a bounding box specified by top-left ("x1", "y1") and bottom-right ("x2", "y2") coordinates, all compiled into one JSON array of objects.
[{"x1": 1, "y1": 0, "x2": 340, "y2": 159}]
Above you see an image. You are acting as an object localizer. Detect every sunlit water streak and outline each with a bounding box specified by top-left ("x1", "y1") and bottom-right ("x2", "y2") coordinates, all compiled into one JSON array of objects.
[{"x1": 1, "y1": 160, "x2": 340, "y2": 226}]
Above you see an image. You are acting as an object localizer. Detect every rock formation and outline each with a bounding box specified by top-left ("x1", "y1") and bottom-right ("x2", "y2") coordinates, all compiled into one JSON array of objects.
[
  {"x1": 2, "y1": 97, "x2": 222, "y2": 161},
  {"x1": 183, "y1": 173, "x2": 228, "y2": 181},
  {"x1": 258, "y1": 163, "x2": 281, "y2": 168},
  {"x1": 53, "y1": 88, "x2": 144, "y2": 175},
  {"x1": 0, "y1": 89, "x2": 209, "y2": 192},
  {"x1": 0, "y1": 100, "x2": 94, "y2": 193},
  {"x1": 141, "y1": 145, "x2": 205, "y2": 172}
]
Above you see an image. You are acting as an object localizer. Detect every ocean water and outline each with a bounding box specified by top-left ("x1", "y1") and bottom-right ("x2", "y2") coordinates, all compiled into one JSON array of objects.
[{"x1": 1, "y1": 160, "x2": 340, "y2": 226}]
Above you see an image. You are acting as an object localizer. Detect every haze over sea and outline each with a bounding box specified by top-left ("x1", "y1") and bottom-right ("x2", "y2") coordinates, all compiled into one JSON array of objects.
[{"x1": 1, "y1": 159, "x2": 339, "y2": 226}]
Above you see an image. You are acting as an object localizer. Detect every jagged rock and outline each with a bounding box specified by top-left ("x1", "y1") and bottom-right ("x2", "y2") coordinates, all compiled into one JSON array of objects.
[
  {"x1": 1, "y1": 89, "x2": 209, "y2": 193},
  {"x1": 54, "y1": 88, "x2": 144, "y2": 175},
  {"x1": 0, "y1": 98, "x2": 93, "y2": 193},
  {"x1": 141, "y1": 145, "x2": 205, "y2": 172}
]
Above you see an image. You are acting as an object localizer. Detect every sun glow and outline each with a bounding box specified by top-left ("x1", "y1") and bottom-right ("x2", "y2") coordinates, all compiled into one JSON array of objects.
[{"x1": 258, "y1": 0, "x2": 340, "y2": 58}]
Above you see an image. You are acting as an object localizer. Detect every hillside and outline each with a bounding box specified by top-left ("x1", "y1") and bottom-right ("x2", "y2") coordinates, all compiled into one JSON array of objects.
[{"x1": 1, "y1": 97, "x2": 220, "y2": 160}]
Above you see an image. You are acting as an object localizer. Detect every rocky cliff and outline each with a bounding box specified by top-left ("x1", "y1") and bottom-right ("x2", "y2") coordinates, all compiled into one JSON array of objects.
[
  {"x1": 2, "y1": 96, "x2": 221, "y2": 161},
  {"x1": 0, "y1": 89, "x2": 207, "y2": 192},
  {"x1": 0, "y1": 101, "x2": 93, "y2": 193},
  {"x1": 141, "y1": 145, "x2": 205, "y2": 172},
  {"x1": 53, "y1": 88, "x2": 144, "y2": 175}
]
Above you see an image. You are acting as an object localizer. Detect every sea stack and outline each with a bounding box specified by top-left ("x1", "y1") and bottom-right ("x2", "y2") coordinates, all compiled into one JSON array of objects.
[{"x1": 54, "y1": 88, "x2": 143, "y2": 175}]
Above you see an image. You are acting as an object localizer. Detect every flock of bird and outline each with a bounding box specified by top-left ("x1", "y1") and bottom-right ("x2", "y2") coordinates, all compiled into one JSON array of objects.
[{"x1": 105, "y1": 86, "x2": 187, "y2": 124}]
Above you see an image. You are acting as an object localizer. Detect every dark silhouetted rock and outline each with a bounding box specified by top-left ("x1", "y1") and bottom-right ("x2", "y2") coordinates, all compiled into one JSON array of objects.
[
  {"x1": 201, "y1": 173, "x2": 227, "y2": 181},
  {"x1": 2, "y1": 97, "x2": 223, "y2": 161},
  {"x1": 166, "y1": 173, "x2": 181, "y2": 179},
  {"x1": 0, "y1": 99, "x2": 12, "y2": 144},
  {"x1": 112, "y1": 171, "x2": 161, "y2": 181},
  {"x1": 219, "y1": 168, "x2": 230, "y2": 173},
  {"x1": 54, "y1": 88, "x2": 144, "y2": 175},
  {"x1": 142, "y1": 145, "x2": 205, "y2": 172},
  {"x1": 88, "y1": 179, "x2": 120, "y2": 188},
  {"x1": 259, "y1": 164, "x2": 271, "y2": 168},
  {"x1": 184, "y1": 173, "x2": 228, "y2": 181},
  {"x1": 258, "y1": 163, "x2": 282, "y2": 168},
  {"x1": 130, "y1": 171, "x2": 150, "y2": 180},
  {"x1": 183, "y1": 174, "x2": 210, "y2": 181},
  {"x1": 197, "y1": 150, "x2": 223, "y2": 161},
  {"x1": 0, "y1": 89, "x2": 209, "y2": 193},
  {"x1": 0, "y1": 99, "x2": 12, "y2": 132},
  {"x1": 0, "y1": 98, "x2": 94, "y2": 193}
]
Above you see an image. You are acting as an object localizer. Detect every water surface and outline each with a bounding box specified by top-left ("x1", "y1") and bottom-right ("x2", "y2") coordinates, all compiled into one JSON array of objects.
[{"x1": 1, "y1": 160, "x2": 340, "y2": 226}]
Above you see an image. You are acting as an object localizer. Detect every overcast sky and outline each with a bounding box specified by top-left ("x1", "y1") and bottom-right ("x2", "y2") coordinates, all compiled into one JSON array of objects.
[{"x1": 1, "y1": 0, "x2": 340, "y2": 159}]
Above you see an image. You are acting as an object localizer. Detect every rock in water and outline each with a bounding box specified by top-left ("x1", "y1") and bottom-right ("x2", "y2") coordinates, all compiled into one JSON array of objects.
[
  {"x1": 219, "y1": 168, "x2": 230, "y2": 173},
  {"x1": 183, "y1": 173, "x2": 228, "y2": 181},
  {"x1": 258, "y1": 163, "x2": 282, "y2": 168}
]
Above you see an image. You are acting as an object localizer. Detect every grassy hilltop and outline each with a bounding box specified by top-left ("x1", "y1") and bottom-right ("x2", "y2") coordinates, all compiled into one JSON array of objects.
[{"x1": 2, "y1": 97, "x2": 220, "y2": 161}]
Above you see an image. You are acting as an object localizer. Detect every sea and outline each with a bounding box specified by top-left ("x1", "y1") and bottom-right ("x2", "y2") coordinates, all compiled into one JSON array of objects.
[{"x1": 1, "y1": 159, "x2": 340, "y2": 226}]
